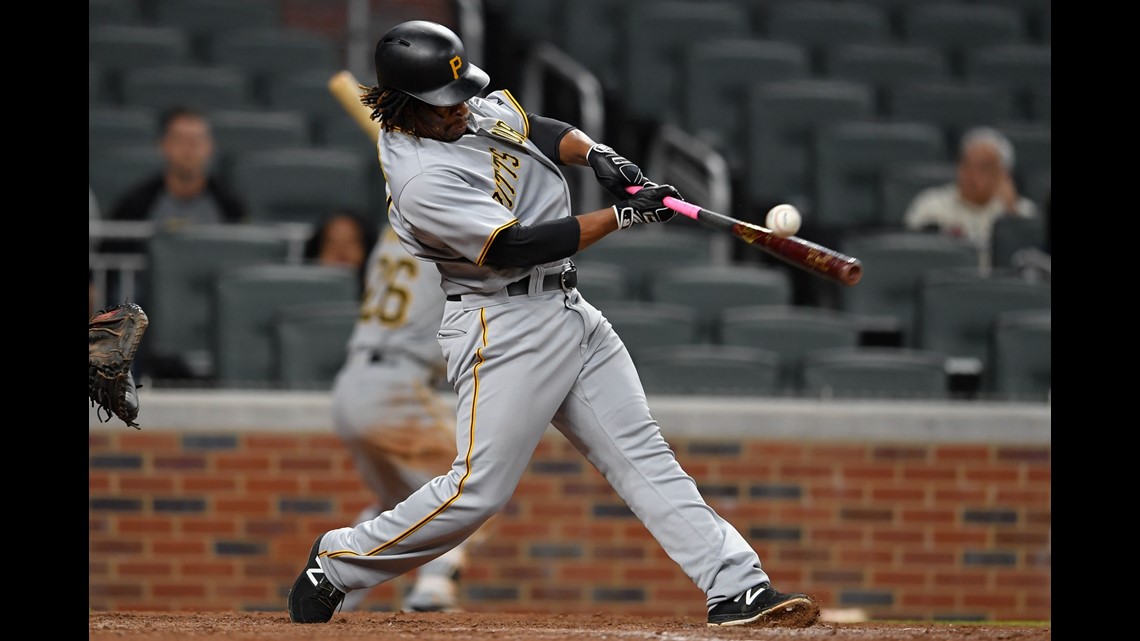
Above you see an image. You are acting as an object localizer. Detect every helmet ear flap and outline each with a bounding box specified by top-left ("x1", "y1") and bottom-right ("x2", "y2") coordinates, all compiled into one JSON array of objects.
[{"x1": 373, "y1": 20, "x2": 489, "y2": 107}]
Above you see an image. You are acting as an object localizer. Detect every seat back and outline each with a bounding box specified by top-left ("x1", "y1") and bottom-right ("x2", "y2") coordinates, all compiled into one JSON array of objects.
[
  {"x1": 275, "y1": 302, "x2": 360, "y2": 390},
  {"x1": 229, "y1": 149, "x2": 369, "y2": 224},
  {"x1": 648, "y1": 265, "x2": 793, "y2": 341},
  {"x1": 987, "y1": 309, "x2": 1050, "y2": 401},
  {"x1": 802, "y1": 346, "x2": 949, "y2": 399},
  {"x1": 600, "y1": 302, "x2": 702, "y2": 364},
  {"x1": 215, "y1": 264, "x2": 359, "y2": 386},
  {"x1": 636, "y1": 345, "x2": 781, "y2": 396}
]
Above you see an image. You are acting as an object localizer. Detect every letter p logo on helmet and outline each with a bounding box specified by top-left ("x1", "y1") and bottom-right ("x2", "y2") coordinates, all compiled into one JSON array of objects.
[{"x1": 449, "y1": 55, "x2": 463, "y2": 79}]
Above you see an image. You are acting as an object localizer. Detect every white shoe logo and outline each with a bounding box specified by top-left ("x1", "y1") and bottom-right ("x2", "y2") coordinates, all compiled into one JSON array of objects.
[
  {"x1": 743, "y1": 587, "x2": 765, "y2": 606},
  {"x1": 306, "y1": 566, "x2": 324, "y2": 586}
]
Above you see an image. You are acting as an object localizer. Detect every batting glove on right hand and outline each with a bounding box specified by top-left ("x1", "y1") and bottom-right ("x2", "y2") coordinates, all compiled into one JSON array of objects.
[
  {"x1": 587, "y1": 143, "x2": 654, "y2": 201},
  {"x1": 613, "y1": 184, "x2": 682, "y2": 229}
]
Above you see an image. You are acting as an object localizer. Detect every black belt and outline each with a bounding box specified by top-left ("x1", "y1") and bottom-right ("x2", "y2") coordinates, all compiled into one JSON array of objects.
[{"x1": 446, "y1": 265, "x2": 577, "y2": 302}]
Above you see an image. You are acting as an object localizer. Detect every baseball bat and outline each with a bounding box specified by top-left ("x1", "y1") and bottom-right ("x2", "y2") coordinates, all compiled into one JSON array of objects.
[
  {"x1": 328, "y1": 70, "x2": 381, "y2": 140},
  {"x1": 625, "y1": 186, "x2": 863, "y2": 286}
]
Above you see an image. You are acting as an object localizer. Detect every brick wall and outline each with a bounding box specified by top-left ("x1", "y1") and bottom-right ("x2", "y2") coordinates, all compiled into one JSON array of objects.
[{"x1": 89, "y1": 430, "x2": 1050, "y2": 620}]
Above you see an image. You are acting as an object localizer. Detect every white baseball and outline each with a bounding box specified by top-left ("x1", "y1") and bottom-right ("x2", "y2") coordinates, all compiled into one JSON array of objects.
[{"x1": 765, "y1": 204, "x2": 801, "y2": 238}]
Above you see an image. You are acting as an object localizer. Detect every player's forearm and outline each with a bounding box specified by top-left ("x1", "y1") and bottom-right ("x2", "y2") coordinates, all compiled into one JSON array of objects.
[
  {"x1": 575, "y1": 208, "x2": 619, "y2": 251},
  {"x1": 557, "y1": 129, "x2": 597, "y2": 166}
]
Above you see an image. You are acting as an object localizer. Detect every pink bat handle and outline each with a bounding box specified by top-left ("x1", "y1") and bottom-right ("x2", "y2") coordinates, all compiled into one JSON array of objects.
[{"x1": 624, "y1": 185, "x2": 701, "y2": 220}]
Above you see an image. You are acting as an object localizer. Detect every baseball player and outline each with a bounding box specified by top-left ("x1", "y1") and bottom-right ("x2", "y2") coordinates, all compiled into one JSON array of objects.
[
  {"x1": 289, "y1": 20, "x2": 819, "y2": 628},
  {"x1": 330, "y1": 224, "x2": 485, "y2": 612}
]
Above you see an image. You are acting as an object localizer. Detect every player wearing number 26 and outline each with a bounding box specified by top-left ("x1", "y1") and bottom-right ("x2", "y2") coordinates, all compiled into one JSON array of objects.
[{"x1": 288, "y1": 20, "x2": 819, "y2": 628}]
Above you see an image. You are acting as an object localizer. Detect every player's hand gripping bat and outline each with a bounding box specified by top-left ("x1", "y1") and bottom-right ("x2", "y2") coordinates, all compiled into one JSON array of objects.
[{"x1": 625, "y1": 186, "x2": 863, "y2": 286}]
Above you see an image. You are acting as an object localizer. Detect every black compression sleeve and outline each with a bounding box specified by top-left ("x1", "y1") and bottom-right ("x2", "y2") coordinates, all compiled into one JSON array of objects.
[
  {"x1": 527, "y1": 113, "x2": 577, "y2": 165},
  {"x1": 482, "y1": 217, "x2": 581, "y2": 268}
]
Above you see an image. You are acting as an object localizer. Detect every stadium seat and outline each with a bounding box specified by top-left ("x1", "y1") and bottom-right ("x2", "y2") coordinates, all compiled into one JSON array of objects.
[
  {"x1": 838, "y1": 232, "x2": 978, "y2": 345},
  {"x1": 556, "y1": 0, "x2": 632, "y2": 92},
  {"x1": 683, "y1": 39, "x2": 811, "y2": 166},
  {"x1": 802, "y1": 346, "x2": 949, "y2": 400},
  {"x1": 914, "y1": 270, "x2": 1051, "y2": 375},
  {"x1": 89, "y1": 146, "x2": 165, "y2": 211},
  {"x1": 90, "y1": 63, "x2": 109, "y2": 106},
  {"x1": 719, "y1": 305, "x2": 860, "y2": 392},
  {"x1": 145, "y1": 227, "x2": 290, "y2": 380},
  {"x1": 999, "y1": 123, "x2": 1051, "y2": 192},
  {"x1": 89, "y1": 108, "x2": 158, "y2": 158},
  {"x1": 648, "y1": 265, "x2": 793, "y2": 341},
  {"x1": 822, "y1": 43, "x2": 950, "y2": 116},
  {"x1": 982, "y1": 0, "x2": 1052, "y2": 43},
  {"x1": 89, "y1": 0, "x2": 141, "y2": 26},
  {"x1": 766, "y1": 2, "x2": 890, "y2": 71},
  {"x1": 963, "y1": 45, "x2": 1051, "y2": 121},
  {"x1": 574, "y1": 230, "x2": 714, "y2": 300},
  {"x1": 208, "y1": 109, "x2": 311, "y2": 177},
  {"x1": 837, "y1": 0, "x2": 947, "y2": 38},
  {"x1": 572, "y1": 262, "x2": 630, "y2": 308},
  {"x1": 987, "y1": 309, "x2": 1050, "y2": 402},
  {"x1": 887, "y1": 82, "x2": 1017, "y2": 152},
  {"x1": 902, "y1": 4, "x2": 1025, "y2": 73},
  {"x1": 636, "y1": 345, "x2": 781, "y2": 397},
  {"x1": 1032, "y1": 88, "x2": 1050, "y2": 123},
  {"x1": 267, "y1": 69, "x2": 354, "y2": 143},
  {"x1": 599, "y1": 302, "x2": 702, "y2": 364},
  {"x1": 215, "y1": 264, "x2": 360, "y2": 387},
  {"x1": 89, "y1": 25, "x2": 191, "y2": 101},
  {"x1": 275, "y1": 302, "x2": 360, "y2": 390},
  {"x1": 990, "y1": 215, "x2": 1047, "y2": 270},
  {"x1": 121, "y1": 65, "x2": 252, "y2": 112},
  {"x1": 209, "y1": 28, "x2": 339, "y2": 102},
  {"x1": 744, "y1": 79, "x2": 875, "y2": 211},
  {"x1": 502, "y1": 0, "x2": 560, "y2": 49},
  {"x1": 880, "y1": 162, "x2": 957, "y2": 229},
  {"x1": 229, "y1": 149, "x2": 369, "y2": 224},
  {"x1": 153, "y1": 0, "x2": 280, "y2": 60},
  {"x1": 621, "y1": 1, "x2": 751, "y2": 122},
  {"x1": 814, "y1": 121, "x2": 947, "y2": 233}
]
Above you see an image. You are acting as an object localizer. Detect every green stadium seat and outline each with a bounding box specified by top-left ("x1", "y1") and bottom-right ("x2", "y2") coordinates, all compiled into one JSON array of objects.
[
  {"x1": 902, "y1": 4, "x2": 1025, "y2": 73},
  {"x1": 121, "y1": 65, "x2": 252, "y2": 112},
  {"x1": 822, "y1": 43, "x2": 950, "y2": 116},
  {"x1": 887, "y1": 81, "x2": 1017, "y2": 152},
  {"x1": 963, "y1": 45, "x2": 1051, "y2": 121},
  {"x1": 600, "y1": 302, "x2": 701, "y2": 364},
  {"x1": 89, "y1": 146, "x2": 165, "y2": 211},
  {"x1": 267, "y1": 69, "x2": 352, "y2": 142},
  {"x1": 636, "y1": 345, "x2": 781, "y2": 397},
  {"x1": 572, "y1": 262, "x2": 630, "y2": 308},
  {"x1": 986, "y1": 309, "x2": 1050, "y2": 402},
  {"x1": 229, "y1": 149, "x2": 369, "y2": 224},
  {"x1": 648, "y1": 265, "x2": 793, "y2": 341},
  {"x1": 990, "y1": 215, "x2": 1047, "y2": 270},
  {"x1": 91, "y1": 63, "x2": 110, "y2": 106},
  {"x1": 153, "y1": 0, "x2": 280, "y2": 60},
  {"x1": 982, "y1": 0, "x2": 1051, "y2": 43},
  {"x1": 999, "y1": 123, "x2": 1051, "y2": 192},
  {"x1": 89, "y1": 25, "x2": 191, "y2": 101},
  {"x1": 556, "y1": 0, "x2": 631, "y2": 92},
  {"x1": 89, "y1": 108, "x2": 157, "y2": 158},
  {"x1": 89, "y1": 0, "x2": 141, "y2": 26},
  {"x1": 215, "y1": 264, "x2": 360, "y2": 387},
  {"x1": 802, "y1": 347, "x2": 949, "y2": 400},
  {"x1": 209, "y1": 28, "x2": 339, "y2": 102},
  {"x1": 574, "y1": 230, "x2": 715, "y2": 300},
  {"x1": 275, "y1": 302, "x2": 360, "y2": 390},
  {"x1": 880, "y1": 162, "x2": 956, "y2": 229},
  {"x1": 720, "y1": 305, "x2": 860, "y2": 392},
  {"x1": 208, "y1": 109, "x2": 311, "y2": 177},
  {"x1": 766, "y1": 2, "x2": 890, "y2": 71}
]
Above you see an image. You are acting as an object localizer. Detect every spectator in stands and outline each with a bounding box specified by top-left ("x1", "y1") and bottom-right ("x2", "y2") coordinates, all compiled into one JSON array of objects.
[
  {"x1": 304, "y1": 208, "x2": 379, "y2": 295},
  {"x1": 102, "y1": 106, "x2": 247, "y2": 254},
  {"x1": 903, "y1": 127, "x2": 1038, "y2": 271}
]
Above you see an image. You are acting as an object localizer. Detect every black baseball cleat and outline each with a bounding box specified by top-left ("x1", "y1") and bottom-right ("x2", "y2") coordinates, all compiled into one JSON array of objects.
[
  {"x1": 707, "y1": 582, "x2": 820, "y2": 627},
  {"x1": 287, "y1": 535, "x2": 345, "y2": 623}
]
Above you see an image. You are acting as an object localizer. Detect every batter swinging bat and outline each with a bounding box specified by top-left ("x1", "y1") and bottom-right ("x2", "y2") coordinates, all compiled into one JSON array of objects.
[
  {"x1": 626, "y1": 186, "x2": 863, "y2": 286},
  {"x1": 328, "y1": 70, "x2": 381, "y2": 140}
]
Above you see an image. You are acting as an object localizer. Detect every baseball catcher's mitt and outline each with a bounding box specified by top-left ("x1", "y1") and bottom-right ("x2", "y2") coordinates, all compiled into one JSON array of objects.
[{"x1": 89, "y1": 302, "x2": 149, "y2": 429}]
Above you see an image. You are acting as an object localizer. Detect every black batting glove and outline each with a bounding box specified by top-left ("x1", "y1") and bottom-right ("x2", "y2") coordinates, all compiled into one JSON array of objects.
[
  {"x1": 587, "y1": 143, "x2": 654, "y2": 201},
  {"x1": 613, "y1": 184, "x2": 682, "y2": 229}
]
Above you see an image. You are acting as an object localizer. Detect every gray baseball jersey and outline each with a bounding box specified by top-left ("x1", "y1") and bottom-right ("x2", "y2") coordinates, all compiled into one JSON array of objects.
[{"x1": 318, "y1": 90, "x2": 770, "y2": 610}]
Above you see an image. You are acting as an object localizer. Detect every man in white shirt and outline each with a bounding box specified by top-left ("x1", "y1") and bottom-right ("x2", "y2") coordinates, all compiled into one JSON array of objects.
[{"x1": 903, "y1": 127, "x2": 1038, "y2": 271}]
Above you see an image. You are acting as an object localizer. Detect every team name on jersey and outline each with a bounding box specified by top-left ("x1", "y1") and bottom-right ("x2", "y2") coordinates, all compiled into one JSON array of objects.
[
  {"x1": 490, "y1": 147, "x2": 521, "y2": 209},
  {"x1": 489, "y1": 119, "x2": 527, "y2": 145}
]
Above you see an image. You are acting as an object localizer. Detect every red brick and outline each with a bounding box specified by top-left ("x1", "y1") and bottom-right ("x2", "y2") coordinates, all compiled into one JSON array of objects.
[
  {"x1": 901, "y1": 465, "x2": 957, "y2": 481},
  {"x1": 623, "y1": 524, "x2": 655, "y2": 540},
  {"x1": 810, "y1": 528, "x2": 865, "y2": 543},
  {"x1": 118, "y1": 475, "x2": 176, "y2": 493},
  {"x1": 217, "y1": 455, "x2": 272, "y2": 471},
  {"x1": 934, "y1": 572, "x2": 986, "y2": 587},
  {"x1": 214, "y1": 498, "x2": 271, "y2": 516},
  {"x1": 809, "y1": 486, "x2": 863, "y2": 501},
  {"x1": 90, "y1": 561, "x2": 109, "y2": 576},
  {"x1": 91, "y1": 540, "x2": 143, "y2": 554},
  {"x1": 121, "y1": 433, "x2": 179, "y2": 449},
  {"x1": 181, "y1": 520, "x2": 237, "y2": 535},
  {"x1": 1027, "y1": 595, "x2": 1051, "y2": 609},
  {"x1": 995, "y1": 489, "x2": 1050, "y2": 503},
  {"x1": 808, "y1": 444, "x2": 868, "y2": 461},
  {"x1": 872, "y1": 571, "x2": 926, "y2": 586},
  {"x1": 499, "y1": 566, "x2": 551, "y2": 580},
  {"x1": 963, "y1": 468, "x2": 1019, "y2": 482},
  {"x1": 90, "y1": 517, "x2": 108, "y2": 533},
  {"x1": 89, "y1": 475, "x2": 112, "y2": 492},
  {"x1": 533, "y1": 503, "x2": 586, "y2": 519},
  {"x1": 119, "y1": 518, "x2": 174, "y2": 534},
  {"x1": 281, "y1": 457, "x2": 333, "y2": 471},
  {"x1": 216, "y1": 584, "x2": 269, "y2": 599},
  {"x1": 1026, "y1": 511, "x2": 1051, "y2": 525},
  {"x1": 715, "y1": 504, "x2": 773, "y2": 520},
  {"x1": 182, "y1": 478, "x2": 237, "y2": 492},
  {"x1": 118, "y1": 561, "x2": 173, "y2": 577},
  {"x1": 90, "y1": 433, "x2": 111, "y2": 448},
  {"x1": 153, "y1": 584, "x2": 207, "y2": 597},
  {"x1": 560, "y1": 564, "x2": 616, "y2": 581},
  {"x1": 902, "y1": 551, "x2": 954, "y2": 565},
  {"x1": 779, "y1": 548, "x2": 831, "y2": 562},
  {"x1": 625, "y1": 567, "x2": 681, "y2": 581},
  {"x1": 777, "y1": 506, "x2": 832, "y2": 521},
  {"x1": 305, "y1": 435, "x2": 345, "y2": 450},
  {"x1": 901, "y1": 509, "x2": 955, "y2": 525},
  {"x1": 779, "y1": 464, "x2": 833, "y2": 479},
  {"x1": 996, "y1": 531, "x2": 1050, "y2": 546},
  {"x1": 932, "y1": 530, "x2": 988, "y2": 545},
  {"x1": 872, "y1": 446, "x2": 928, "y2": 461},
  {"x1": 308, "y1": 479, "x2": 364, "y2": 493},
  {"x1": 247, "y1": 478, "x2": 301, "y2": 493},
  {"x1": 935, "y1": 445, "x2": 990, "y2": 461},
  {"x1": 181, "y1": 562, "x2": 236, "y2": 577},
  {"x1": 496, "y1": 523, "x2": 552, "y2": 539},
  {"x1": 89, "y1": 583, "x2": 144, "y2": 597},
  {"x1": 995, "y1": 572, "x2": 1051, "y2": 588},
  {"x1": 901, "y1": 593, "x2": 955, "y2": 607},
  {"x1": 718, "y1": 462, "x2": 773, "y2": 478},
  {"x1": 245, "y1": 435, "x2": 300, "y2": 450},
  {"x1": 964, "y1": 594, "x2": 1016, "y2": 608},
  {"x1": 843, "y1": 466, "x2": 896, "y2": 481},
  {"x1": 751, "y1": 442, "x2": 805, "y2": 459},
  {"x1": 872, "y1": 529, "x2": 924, "y2": 544},
  {"x1": 1027, "y1": 468, "x2": 1051, "y2": 482},
  {"x1": 683, "y1": 462, "x2": 710, "y2": 477},
  {"x1": 561, "y1": 523, "x2": 617, "y2": 539},
  {"x1": 513, "y1": 479, "x2": 556, "y2": 496},
  {"x1": 934, "y1": 488, "x2": 987, "y2": 502},
  {"x1": 153, "y1": 541, "x2": 206, "y2": 555},
  {"x1": 995, "y1": 447, "x2": 1050, "y2": 463},
  {"x1": 532, "y1": 586, "x2": 583, "y2": 600},
  {"x1": 872, "y1": 487, "x2": 926, "y2": 502}
]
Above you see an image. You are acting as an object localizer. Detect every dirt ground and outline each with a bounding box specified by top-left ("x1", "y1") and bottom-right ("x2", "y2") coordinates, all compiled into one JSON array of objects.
[{"x1": 88, "y1": 611, "x2": 1051, "y2": 640}]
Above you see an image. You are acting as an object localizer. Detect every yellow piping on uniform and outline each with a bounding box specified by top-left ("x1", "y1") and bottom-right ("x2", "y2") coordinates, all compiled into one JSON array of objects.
[
  {"x1": 476, "y1": 219, "x2": 519, "y2": 266},
  {"x1": 502, "y1": 89, "x2": 529, "y2": 139},
  {"x1": 326, "y1": 307, "x2": 489, "y2": 560}
]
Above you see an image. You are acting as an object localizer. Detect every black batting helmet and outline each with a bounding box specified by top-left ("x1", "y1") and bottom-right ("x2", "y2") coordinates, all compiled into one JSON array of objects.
[{"x1": 374, "y1": 20, "x2": 489, "y2": 107}]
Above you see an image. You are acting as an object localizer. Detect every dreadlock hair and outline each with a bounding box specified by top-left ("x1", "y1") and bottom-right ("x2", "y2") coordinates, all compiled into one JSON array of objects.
[{"x1": 361, "y1": 85, "x2": 435, "y2": 138}]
